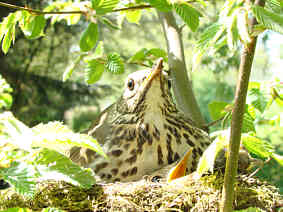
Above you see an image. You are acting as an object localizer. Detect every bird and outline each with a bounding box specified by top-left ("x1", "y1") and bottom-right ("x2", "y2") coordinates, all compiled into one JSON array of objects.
[{"x1": 68, "y1": 58, "x2": 211, "y2": 183}]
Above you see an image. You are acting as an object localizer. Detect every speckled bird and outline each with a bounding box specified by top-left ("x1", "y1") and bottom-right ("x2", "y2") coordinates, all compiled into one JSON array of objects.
[{"x1": 68, "y1": 58, "x2": 211, "y2": 182}]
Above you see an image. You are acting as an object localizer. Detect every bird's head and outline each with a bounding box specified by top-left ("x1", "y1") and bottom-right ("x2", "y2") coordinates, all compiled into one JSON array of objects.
[{"x1": 117, "y1": 58, "x2": 175, "y2": 114}]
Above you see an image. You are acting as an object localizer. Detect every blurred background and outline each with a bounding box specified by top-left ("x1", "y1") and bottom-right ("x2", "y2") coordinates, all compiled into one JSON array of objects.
[{"x1": 0, "y1": 0, "x2": 282, "y2": 192}]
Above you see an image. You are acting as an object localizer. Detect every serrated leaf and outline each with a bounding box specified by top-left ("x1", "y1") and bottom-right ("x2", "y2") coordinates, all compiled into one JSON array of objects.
[
  {"x1": 242, "y1": 106, "x2": 256, "y2": 133},
  {"x1": 237, "y1": 8, "x2": 252, "y2": 44},
  {"x1": 91, "y1": 0, "x2": 119, "y2": 15},
  {"x1": 208, "y1": 101, "x2": 229, "y2": 120},
  {"x1": 105, "y1": 53, "x2": 124, "y2": 74},
  {"x1": 128, "y1": 48, "x2": 148, "y2": 63},
  {"x1": 32, "y1": 121, "x2": 107, "y2": 159},
  {"x1": 147, "y1": 0, "x2": 172, "y2": 12},
  {"x1": 252, "y1": 5, "x2": 283, "y2": 34},
  {"x1": 0, "y1": 161, "x2": 36, "y2": 197},
  {"x1": 85, "y1": 59, "x2": 104, "y2": 84},
  {"x1": 174, "y1": 3, "x2": 202, "y2": 32},
  {"x1": 197, "y1": 135, "x2": 227, "y2": 176},
  {"x1": 242, "y1": 134, "x2": 273, "y2": 159},
  {"x1": 125, "y1": 9, "x2": 142, "y2": 24},
  {"x1": 145, "y1": 48, "x2": 168, "y2": 61},
  {"x1": 80, "y1": 22, "x2": 99, "y2": 52},
  {"x1": 35, "y1": 148, "x2": 95, "y2": 188}
]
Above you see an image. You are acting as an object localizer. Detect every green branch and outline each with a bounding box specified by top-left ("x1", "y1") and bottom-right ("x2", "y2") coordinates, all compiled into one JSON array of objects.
[{"x1": 220, "y1": 0, "x2": 266, "y2": 211}]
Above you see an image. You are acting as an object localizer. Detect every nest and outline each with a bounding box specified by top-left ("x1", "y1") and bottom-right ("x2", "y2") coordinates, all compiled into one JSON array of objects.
[{"x1": 1, "y1": 172, "x2": 282, "y2": 211}]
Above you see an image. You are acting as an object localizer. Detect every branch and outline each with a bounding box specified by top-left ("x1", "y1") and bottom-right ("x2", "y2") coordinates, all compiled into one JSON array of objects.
[
  {"x1": 0, "y1": 0, "x2": 203, "y2": 16},
  {"x1": 220, "y1": 0, "x2": 266, "y2": 211}
]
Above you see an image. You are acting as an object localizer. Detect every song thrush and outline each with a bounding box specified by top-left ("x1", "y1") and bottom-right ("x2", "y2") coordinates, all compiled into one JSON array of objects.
[{"x1": 68, "y1": 58, "x2": 211, "y2": 183}]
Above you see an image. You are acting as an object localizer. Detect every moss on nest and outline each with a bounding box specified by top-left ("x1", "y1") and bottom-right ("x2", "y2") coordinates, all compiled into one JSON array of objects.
[{"x1": 0, "y1": 173, "x2": 282, "y2": 211}]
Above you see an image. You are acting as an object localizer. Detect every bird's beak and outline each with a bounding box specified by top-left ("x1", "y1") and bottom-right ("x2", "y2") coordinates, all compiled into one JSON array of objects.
[{"x1": 144, "y1": 58, "x2": 163, "y2": 87}]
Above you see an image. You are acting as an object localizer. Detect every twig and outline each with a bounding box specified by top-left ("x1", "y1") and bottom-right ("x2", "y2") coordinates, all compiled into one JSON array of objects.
[
  {"x1": 247, "y1": 157, "x2": 271, "y2": 179},
  {"x1": 201, "y1": 116, "x2": 224, "y2": 128}
]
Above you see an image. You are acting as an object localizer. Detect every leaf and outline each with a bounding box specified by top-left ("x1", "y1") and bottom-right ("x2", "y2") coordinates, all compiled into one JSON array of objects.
[
  {"x1": 237, "y1": 8, "x2": 252, "y2": 44},
  {"x1": 208, "y1": 101, "x2": 229, "y2": 120},
  {"x1": 242, "y1": 106, "x2": 256, "y2": 133},
  {"x1": 91, "y1": 0, "x2": 119, "y2": 15},
  {"x1": 125, "y1": 9, "x2": 142, "y2": 24},
  {"x1": 2, "y1": 26, "x2": 15, "y2": 54},
  {"x1": 0, "y1": 93, "x2": 13, "y2": 109},
  {"x1": 32, "y1": 121, "x2": 107, "y2": 159},
  {"x1": 227, "y1": 9, "x2": 239, "y2": 50},
  {"x1": 197, "y1": 135, "x2": 227, "y2": 176},
  {"x1": 145, "y1": 48, "x2": 168, "y2": 61},
  {"x1": 252, "y1": 5, "x2": 283, "y2": 34},
  {"x1": 147, "y1": 0, "x2": 172, "y2": 12},
  {"x1": 21, "y1": 15, "x2": 46, "y2": 39},
  {"x1": 80, "y1": 23, "x2": 99, "y2": 52},
  {"x1": 128, "y1": 48, "x2": 147, "y2": 63},
  {"x1": 85, "y1": 59, "x2": 105, "y2": 84},
  {"x1": 35, "y1": 148, "x2": 96, "y2": 188},
  {"x1": 242, "y1": 134, "x2": 273, "y2": 159},
  {"x1": 63, "y1": 55, "x2": 83, "y2": 82},
  {"x1": 100, "y1": 17, "x2": 120, "y2": 30},
  {"x1": 105, "y1": 53, "x2": 124, "y2": 74},
  {"x1": 247, "y1": 88, "x2": 268, "y2": 113},
  {"x1": 173, "y1": 3, "x2": 202, "y2": 32},
  {"x1": 271, "y1": 153, "x2": 283, "y2": 166},
  {"x1": 0, "y1": 161, "x2": 36, "y2": 197}
]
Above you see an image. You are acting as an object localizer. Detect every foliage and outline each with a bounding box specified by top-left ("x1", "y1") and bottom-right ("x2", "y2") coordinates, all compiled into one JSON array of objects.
[
  {"x1": 0, "y1": 75, "x2": 13, "y2": 111},
  {"x1": 0, "y1": 112, "x2": 106, "y2": 197}
]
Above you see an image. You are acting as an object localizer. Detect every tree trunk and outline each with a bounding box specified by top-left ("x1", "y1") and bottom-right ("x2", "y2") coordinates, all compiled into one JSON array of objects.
[{"x1": 158, "y1": 11, "x2": 207, "y2": 130}]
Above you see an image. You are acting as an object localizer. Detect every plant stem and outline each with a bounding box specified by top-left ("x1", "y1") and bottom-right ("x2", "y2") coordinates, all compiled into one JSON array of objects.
[
  {"x1": 220, "y1": 0, "x2": 265, "y2": 211},
  {"x1": 158, "y1": 11, "x2": 207, "y2": 129}
]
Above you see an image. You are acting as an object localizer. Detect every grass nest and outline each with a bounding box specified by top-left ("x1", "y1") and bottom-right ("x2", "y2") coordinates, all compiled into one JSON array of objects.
[{"x1": 0, "y1": 172, "x2": 282, "y2": 211}]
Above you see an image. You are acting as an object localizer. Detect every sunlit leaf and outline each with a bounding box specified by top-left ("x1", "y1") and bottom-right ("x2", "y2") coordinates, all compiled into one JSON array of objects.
[
  {"x1": 247, "y1": 88, "x2": 268, "y2": 113},
  {"x1": 227, "y1": 9, "x2": 239, "y2": 50},
  {"x1": 63, "y1": 55, "x2": 84, "y2": 82},
  {"x1": 91, "y1": 0, "x2": 119, "y2": 15},
  {"x1": 0, "y1": 161, "x2": 36, "y2": 197},
  {"x1": 242, "y1": 134, "x2": 273, "y2": 159},
  {"x1": 197, "y1": 135, "x2": 227, "y2": 176},
  {"x1": 99, "y1": 17, "x2": 120, "y2": 30},
  {"x1": 208, "y1": 101, "x2": 229, "y2": 120},
  {"x1": 22, "y1": 15, "x2": 46, "y2": 39},
  {"x1": 125, "y1": 9, "x2": 142, "y2": 24},
  {"x1": 80, "y1": 22, "x2": 99, "y2": 52},
  {"x1": 272, "y1": 153, "x2": 283, "y2": 166},
  {"x1": 252, "y1": 5, "x2": 283, "y2": 34},
  {"x1": 85, "y1": 59, "x2": 105, "y2": 84},
  {"x1": 174, "y1": 3, "x2": 202, "y2": 32},
  {"x1": 237, "y1": 8, "x2": 252, "y2": 44},
  {"x1": 147, "y1": 0, "x2": 172, "y2": 12},
  {"x1": 35, "y1": 148, "x2": 96, "y2": 188}
]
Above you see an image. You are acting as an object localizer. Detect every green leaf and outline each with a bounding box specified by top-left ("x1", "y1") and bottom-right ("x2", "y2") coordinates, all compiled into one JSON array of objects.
[
  {"x1": 237, "y1": 8, "x2": 252, "y2": 44},
  {"x1": 247, "y1": 88, "x2": 268, "y2": 113},
  {"x1": 145, "y1": 48, "x2": 168, "y2": 61},
  {"x1": 63, "y1": 55, "x2": 84, "y2": 82},
  {"x1": 99, "y1": 17, "x2": 120, "y2": 30},
  {"x1": 105, "y1": 53, "x2": 124, "y2": 74},
  {"x1": 147, "y1": 0, "x2": 172, "y2": 12},
  {"x1": 271, "y1": 153, "x2": 283, "y2": 166},
  {"x1": 91, "y1": 0, "x2": 119, "y2": 15},
  {"x1": 21, "y1": 15, "x2": 46, "y2": 39},
  {"x1": 35, "y1": 148, "x2": 96, "y2": 188},
  {"x1": 128, "y1": 48, "x2": 147, "y2": 63},
  {"x1": 173, "y1": 3, "x2": 202, "y2": 32},
  {"x1": 197, "y1": 135, "x2": 227, "y2": 176},
  {"x1": 80, "y1": 23, "x2": 99, "y2": 52},
  {"x1": 0, "y1": 93, "x2": 13, "y2": 109},
  {"x1": 85, "y1": 59, "x2": 105, "y2": 84},
  {"x1": 252, "y1": 5, "x2": 283, "y2": 34},
  {"x1": 208, "y1": 101, "x2": 229, "y2": 120},
  {"x1": 227, "y1": 10, "x2": 239, "y2": 50},
  {"x1": 2, "y1": 26, "x2": 15, "y2": 54},
  {"x1": 125, "y1": 9, "x2": 142, "y2": 24},
  {"x1": 0, "y1": 161, "x2": 36, "y2": 197},
  {"x1": 242, "y1": 134, "x2": 273, "y2": 159}
]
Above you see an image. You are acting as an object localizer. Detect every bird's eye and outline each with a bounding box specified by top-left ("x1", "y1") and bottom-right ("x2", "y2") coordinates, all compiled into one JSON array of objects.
[{"x1": 127, "y1": 79, "x2": 135, "y2": 91}]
